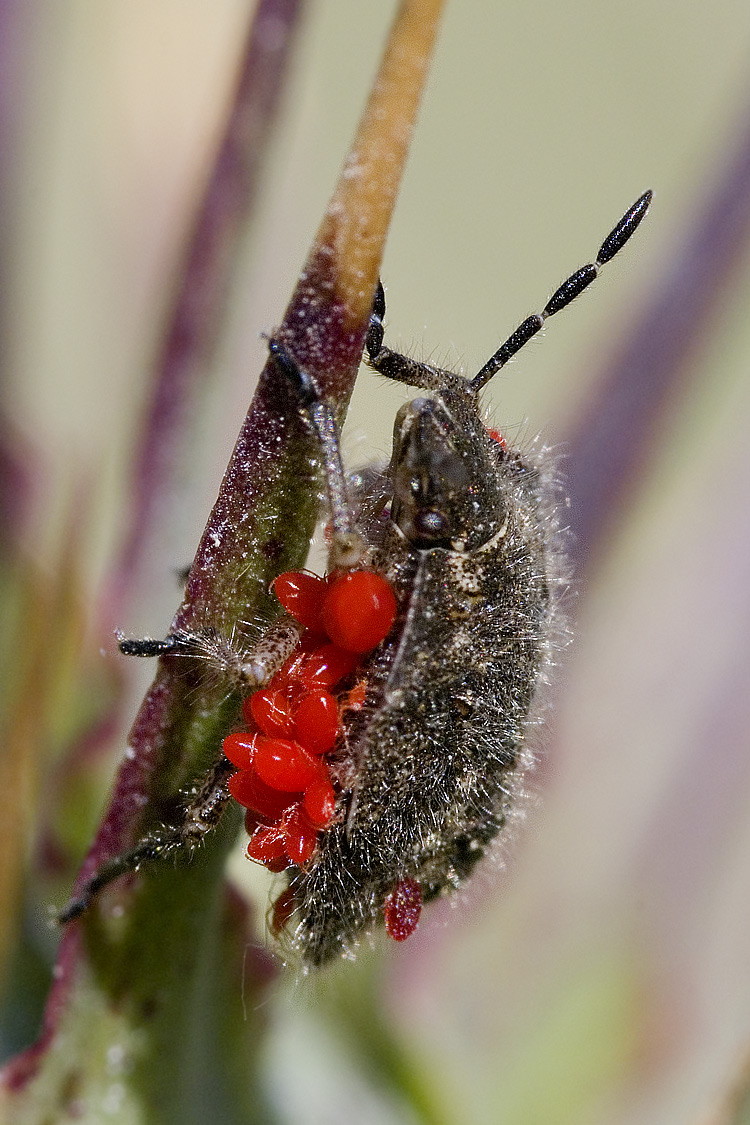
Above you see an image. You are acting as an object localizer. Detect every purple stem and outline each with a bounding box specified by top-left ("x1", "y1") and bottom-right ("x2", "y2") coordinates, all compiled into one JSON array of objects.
[
  {"x1": 112, "y1": 0, "x2": 305, "y2": 601},
  {"x1": 3, "y1": 2, "x2": 307, "y2": 1088},
  {"x1": 565, "y1": 101, "x2": 750, "y2": 575},
  {"x1": 0, "y1": 0, "x2": 34, "y2": 545}
]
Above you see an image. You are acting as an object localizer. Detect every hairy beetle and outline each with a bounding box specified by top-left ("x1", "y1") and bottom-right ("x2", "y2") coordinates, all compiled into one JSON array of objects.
[{"x1": 61, "y1": 191, "x2": 652, "y2": 968}]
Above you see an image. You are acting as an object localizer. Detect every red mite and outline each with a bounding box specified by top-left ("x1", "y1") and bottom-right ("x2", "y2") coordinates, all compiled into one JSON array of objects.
[
  {"x1": 223, "y1": 567, "x2": 407, "y2": 934},
  {"x1": 61, "y1": 192, "x2": 652, "y2": 968}
]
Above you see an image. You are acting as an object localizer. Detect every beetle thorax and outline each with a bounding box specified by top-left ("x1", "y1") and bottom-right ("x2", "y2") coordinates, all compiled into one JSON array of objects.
[{"x1": 389, "y1": 390, "x2": 506, "y2": 553}]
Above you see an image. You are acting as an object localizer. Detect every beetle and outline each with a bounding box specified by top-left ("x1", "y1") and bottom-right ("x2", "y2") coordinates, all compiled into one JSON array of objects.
[{"x1": 60, "y1": 191, "x2": 652, "y2": 968}]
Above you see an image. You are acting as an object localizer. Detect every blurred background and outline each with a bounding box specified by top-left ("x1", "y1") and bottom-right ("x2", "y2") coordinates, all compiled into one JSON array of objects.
[{"x1": 2, "y1": 1, "x2": 750, "y2": 1122}]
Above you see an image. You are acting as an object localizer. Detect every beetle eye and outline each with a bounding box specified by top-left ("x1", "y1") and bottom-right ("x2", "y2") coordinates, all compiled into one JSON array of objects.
[{"x1": 413, "y1": 509, "x2": 451, "y2": 544}]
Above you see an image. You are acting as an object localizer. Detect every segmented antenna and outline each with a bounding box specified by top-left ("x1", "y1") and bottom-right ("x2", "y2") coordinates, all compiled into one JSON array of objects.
[{"x1": 470, "y1": 190, "x2": 652, "y2": 392}]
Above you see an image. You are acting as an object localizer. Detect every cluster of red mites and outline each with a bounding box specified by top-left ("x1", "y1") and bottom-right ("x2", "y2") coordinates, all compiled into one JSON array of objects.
[{"x1": 222, "y1": 568, "x2": 397, "y2": 875}]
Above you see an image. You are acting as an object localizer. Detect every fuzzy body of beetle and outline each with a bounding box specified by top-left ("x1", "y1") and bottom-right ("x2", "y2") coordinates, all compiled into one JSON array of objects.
[{"x1": 285, "y1": 382, "x2": 562, "y2": 965}]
